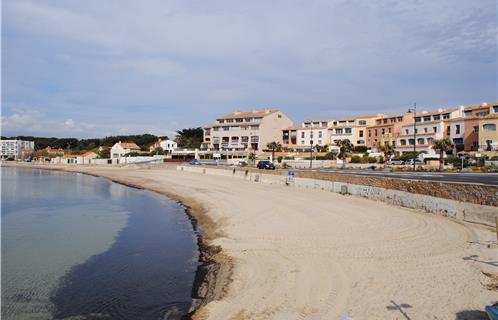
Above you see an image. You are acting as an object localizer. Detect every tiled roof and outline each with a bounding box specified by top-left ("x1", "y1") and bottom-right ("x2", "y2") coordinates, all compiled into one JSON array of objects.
[
  {"x1": 216, "y1": 109, "x2": 278, "y2": 120},
  {"x1": 119, "y1": 142, "x2": 141, "y2": 149}
]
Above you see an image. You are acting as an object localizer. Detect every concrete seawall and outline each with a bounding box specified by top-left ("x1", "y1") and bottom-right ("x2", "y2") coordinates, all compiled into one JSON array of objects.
[{"x1": 178, "y1": 165, "x2": 498, "y2": 227}]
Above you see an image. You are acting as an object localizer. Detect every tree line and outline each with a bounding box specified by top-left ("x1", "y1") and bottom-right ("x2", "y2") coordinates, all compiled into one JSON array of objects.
[{"x1": 2, "y1": 127, "x2": 204, "y2": 152}]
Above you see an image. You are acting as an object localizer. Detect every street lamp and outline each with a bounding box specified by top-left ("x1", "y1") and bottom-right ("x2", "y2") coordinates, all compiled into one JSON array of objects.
[{"x1": 407, "y1": 103, "x2": 417, "y2": 171}]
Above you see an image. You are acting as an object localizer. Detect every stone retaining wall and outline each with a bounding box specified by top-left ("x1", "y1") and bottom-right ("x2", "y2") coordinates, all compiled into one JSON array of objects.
[{"x1": 178, "y1": 165, "x2": 498, "y2": 227}]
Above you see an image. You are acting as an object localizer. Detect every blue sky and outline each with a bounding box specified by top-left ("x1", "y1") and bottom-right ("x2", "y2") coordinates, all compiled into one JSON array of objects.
[{"x1": 2, "y1": 0, "x2": 497, "y2": 138}]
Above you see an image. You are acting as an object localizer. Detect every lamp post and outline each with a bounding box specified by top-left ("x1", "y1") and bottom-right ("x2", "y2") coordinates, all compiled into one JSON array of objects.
[{"x1": 407, "y1": 103, "x2": 417, "y2": 171}]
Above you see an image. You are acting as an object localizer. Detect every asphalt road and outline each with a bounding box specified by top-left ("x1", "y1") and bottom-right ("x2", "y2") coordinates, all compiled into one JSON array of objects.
[{"x1": 295, "y1": 169, "x2": 498, "y2": 186}]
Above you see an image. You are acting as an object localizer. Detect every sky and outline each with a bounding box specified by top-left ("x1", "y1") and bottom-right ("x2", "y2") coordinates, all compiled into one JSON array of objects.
[{"x1": 2, "y1": 0, "x2": 497, "y2": 138}]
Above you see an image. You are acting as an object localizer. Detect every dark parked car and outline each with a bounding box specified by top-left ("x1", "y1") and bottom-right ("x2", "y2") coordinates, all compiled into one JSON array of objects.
[{"x1": 257, "y1": 160, "x2": 276, "y2": 170}]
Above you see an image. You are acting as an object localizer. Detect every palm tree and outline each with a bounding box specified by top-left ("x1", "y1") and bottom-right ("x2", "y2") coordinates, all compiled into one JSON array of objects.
[
  {"x1": 266, "y1": 141, "x2": 282, "y2": 162},
  {"x1": 432, "y1": 138, "x2": 454, "y2": 171},
  {"x1": 247, "y1": 152, "x2": 256, "y2": 165},
  {"x1": 335, "y1": 139, "x2": 354, "y2": 160},
  {"x1": 379, "y1": 143, "x2": 395, "y2": 160}
]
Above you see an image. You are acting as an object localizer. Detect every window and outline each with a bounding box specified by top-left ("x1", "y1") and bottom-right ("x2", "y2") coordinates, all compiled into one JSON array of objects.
[
  {"x1": 415, "y1": 117, "x2": 421, "y2": 122},
  {"x1": 358, "y1": 120, "x2": 367, "y2": 125},
  {"x1": 231, "y1": 136, "x2": 239, "y2": 141},
  {"x1": 301, "y1": 132, "x2": 305, "y2": 138},
  {"x1": 446, "y1": 126, "x2": 450, "y2": 134},
  {"x1": 473, "y1": 126, "x2": 479, "y2": 133},
  {"x1": 433, "y1": 127, "x2": 437, "y2": 133},
  {"x1": 231, "y1": 126, "x2": 239, "y2": 131},
  {"x1": 442, "y1": 113, "x2": 450, "y2": 119},
  {"x1": 301, "y1": 140, "x2": 305, "y2": 145},
  {"x1": 357, "y1": 140, "x2": 365, "y2": 144},
  {"x1": 433, "y1": 115, "x2": 440, "y2": 120},
  {"x1": 483, "y1": 124, "x2": 497, "y2": 131},
  {"x1": 218, "y1": 119, "x2": 225, "y2": 124},
  {"x1": 381, "y1": 129, "x2": 385, "y2": 134},
  {"x1": 494, "y1": 106, "x2": 498, "y2": 113},
  {"x1": 235, "y1": 118, "x2": 243, "y2": 123},
  {"x1": 244, "y1": 118, "x2": 252, "y2": 122},
  {"x1": 359, "y1": 130, "x2": 364, "y2": 137},
  {"x1": 408, "y1": 139, "x2": 415, "y2": 145},
  {"x1": 417, "y1": 138, "x2": 425, "y2": 145},
  {"x1": 405, "y1": 129, "x2": 409, "y2": 135},
  {"x1": 318, "y1": 140, "x2": 322, "y2": 144},
  {"x1": 251, "y1": 136, "x2": 259, "y2": 142},
  {"x1": 400, "y1": 139, "x2": 407, "y2": 145},
  {"x1": 464, "y1": 111, "x2": 472, "y2": 117},
  {"x1": 250, "y1": 125, "x2": 259, "y2": 130},
  {"x1": 423, "y1": 116, "x2": 431, "y2": 121},
  {"x1": 477, "y1": 112, "x2": 489, "y2": 117},
  {"x1": 424, "y1": 127, "x2": 428, "y2": 133},
  {"x1": 241, "y1": 126, "x2": 248, "y2": 131},
  {"x1": 388, "y1": 128, "x2": 392, "y2": 133},
  {"x1": 226, "y1": 119, "x2": 234, "y2": 123},
  {"x1": 318, "y1": 131, "x2": 322, "y2": 138},
  {"x1": 375, "y1": 129, "x2": 378, "y2": 136},
  {"x1": 241, "y1": 136, "x2": 249, "y2": 142},
  {"x1": 427, "y1": 138, "x2": 434, "y2": 144},
  {"x1": 213, "y1": 127, "x2": 219, "y2": 131},
  {"x1": 336, "y1": 129, "x2": 343, "y2": 134},
  {"x1": 345, "y1": 128, "x2": 352, "y2": 134},
  {"x1": 455, "y1": 124, "x2": 460, "y2": 134},
  {"x1": 223, "y1": 126, "x2": 229, "y2": 131},
  {"x1": 253, "y1": 117, "x2": 263, "y2": 122},
  {"x1": 415, "y1": 128, "x2": 418, "y2": 134},
  {"x1": 368, "y1": 130, "x2": 371, "y2": 137}
]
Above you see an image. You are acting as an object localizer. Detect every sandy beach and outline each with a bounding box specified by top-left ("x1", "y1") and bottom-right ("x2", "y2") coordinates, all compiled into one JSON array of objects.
[{"x1": 6, "y1": 163, "x2": 497, "y2": 319}]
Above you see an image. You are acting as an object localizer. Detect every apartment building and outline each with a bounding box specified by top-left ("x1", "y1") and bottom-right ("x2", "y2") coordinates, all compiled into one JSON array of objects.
[
  {"x1": 328, "y1": 118, "x2": 355, "y2": 145},
  {"x1": 394, "y1": 103, "x2": 498, "y2": 156},
  {"x1": 0, "y1": 139, "x2": 35, "y2": 160},
  {"x1": 396, "y1": 108, "x2": 458, "y2": 156},
  {"x1": 366, "y1": 113, "x2": 414, "y2": 151},
  {"x1": 202, "y1": 109, "x2": 293, "y2": 153},
  {"x1": 282, "y1": 120, "x2": 330, "y2": 151}
]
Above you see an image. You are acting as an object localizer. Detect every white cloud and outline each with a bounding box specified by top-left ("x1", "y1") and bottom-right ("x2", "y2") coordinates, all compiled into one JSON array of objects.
[{"x1": 63, "y1": 119, "x2": 75, "y2": 129}]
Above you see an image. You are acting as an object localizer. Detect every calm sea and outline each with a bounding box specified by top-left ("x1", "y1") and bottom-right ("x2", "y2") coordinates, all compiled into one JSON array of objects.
[{"x1": 1, "y1": 167, "x2": 199, "y2": 319}]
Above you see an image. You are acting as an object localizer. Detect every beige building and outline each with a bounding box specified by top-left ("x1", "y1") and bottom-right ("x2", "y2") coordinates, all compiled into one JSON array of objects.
[
  {"x1": 110, "y1": 141, "x2": 141, "y2": 159},
  {"x1": 282, "y1": 120, "x2": 330, "y2": 151},
  {"x1": 202, "y1": 109, "x2": 293, "y2": 153}
]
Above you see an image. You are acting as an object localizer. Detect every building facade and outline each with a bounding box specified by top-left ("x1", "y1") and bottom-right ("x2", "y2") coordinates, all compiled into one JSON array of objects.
[
  {"x1": 149, "y1": 139, "x2": 178, "y2": 153},
  {"x1": 282, "y1": 120, "x2": 330, "y2": 151},
  {"x1": 366, "y1": 113, "x2": 414, "y2": 151},
  {"x1": 202, "y1": 109, "x2": 293, "y2": 153},
  {"x1": 0, "y1": 139, "x2": 35, "y2": 160},
  {"x1": 110, "y1": 141, "x2": 141, "y2": 159}
]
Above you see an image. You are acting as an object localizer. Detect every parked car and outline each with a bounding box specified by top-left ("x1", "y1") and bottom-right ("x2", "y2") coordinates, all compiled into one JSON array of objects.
[
  {"x1": 387, "y1": 159, "x2": 404, "y2": 165},
  {"x1": 257, "y1": 160, "x2": 276, "y2": 170},
  {"x1": 189, "y1": 159, "x2": 202, "y2": 165},
  {"x1": 233, "y1": 160, "x2": 248, "y2": 167},
  {"x1": 404, "y1": 159, "x2": 424, "y2": 165}
]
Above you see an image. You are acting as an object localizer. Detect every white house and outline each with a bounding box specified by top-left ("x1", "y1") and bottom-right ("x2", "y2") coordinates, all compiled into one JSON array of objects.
[
  {"x1": 149, "y1": 139, "x2": 178, "y2": 153},
  {"x1": 110, "y1": 141, "x2": 141, "y2": 159}
]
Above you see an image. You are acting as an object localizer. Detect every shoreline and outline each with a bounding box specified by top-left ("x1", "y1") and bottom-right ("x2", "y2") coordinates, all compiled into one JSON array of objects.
[
  {"x1": 3, "y1": 161, "x2": 496, "y2": 319},
  {"x1": 1, "y1": 162, "x2": 231, "y2": 320}
]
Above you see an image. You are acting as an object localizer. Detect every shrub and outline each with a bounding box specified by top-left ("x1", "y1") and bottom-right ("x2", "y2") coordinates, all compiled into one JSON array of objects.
[
  {"x1": 350, "y1": 155, "x2": 361, "y2": 163},
  {"x1": 378, "y1": 156, "x2": 384, "y2": 163},
  {"x1": 353, "y1": 146, "x2": 368, "y2": 153},
  {"x1": 277, "y1": 156, "x2": 283, "y2": 163},
  {"x1": 367, "y1": 157, "x2": 377, "y2": 163}
]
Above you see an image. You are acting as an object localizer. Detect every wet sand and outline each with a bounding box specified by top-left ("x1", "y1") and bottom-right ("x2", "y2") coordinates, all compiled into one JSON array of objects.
[{"x1": 4, "y1": 162, "x2": 497, "y2": 320}]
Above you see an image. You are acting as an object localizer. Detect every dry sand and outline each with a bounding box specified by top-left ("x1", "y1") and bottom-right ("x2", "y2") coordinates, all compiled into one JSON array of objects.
[{"x1": 6, "y1": 163, "x2": 497, "y2": 319}]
